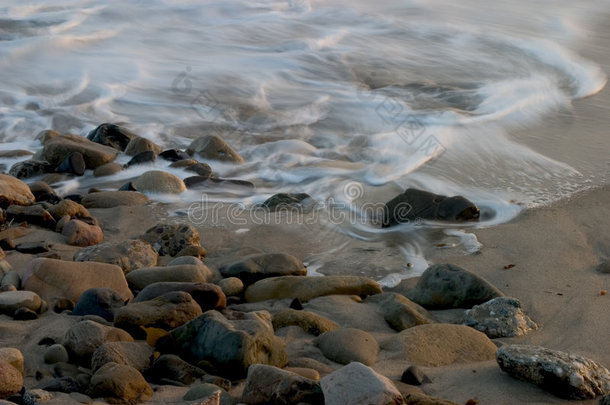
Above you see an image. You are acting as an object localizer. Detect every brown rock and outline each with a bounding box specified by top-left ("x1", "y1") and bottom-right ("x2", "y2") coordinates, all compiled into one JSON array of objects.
[
  {"x1": 125, "y1": 264, "x2": 213, "y2": 291},
  {"x1": 0, "y1": 174, "x2": 35, "y2": 208},
  {"x1": 63, "y1": 320, "x2": 134, "y2": 366},
  {"x1": 47, "y1": 199, "x2": 91, "y2": 221},
  {"x1": 93, "y1": 162, "x2": 122, "y2": 177},
  {"x1": 42, "y1": 133, "x2": 118, "y2": 169},
  {"x1": 187, "y1": 135, "x2": 244, "y2": 163},
  {"x1": 61, "y1": 219, "x2": 103, "y2": 247},
  {"x1": 124, "y1": 137, "x2": 162, "y2": 156},
  {"x1": 89, "y1": 362, "x2": 153, "y2": 404},
  {"x1": 272, "y1": 309, "x2": 339, "y2": 336},
  {"x1": 134, "y1": 282, "x2": 226, "y2": 311},
  {"x1": 81, "y1": 191, "x2": 149, "y2": 208}
]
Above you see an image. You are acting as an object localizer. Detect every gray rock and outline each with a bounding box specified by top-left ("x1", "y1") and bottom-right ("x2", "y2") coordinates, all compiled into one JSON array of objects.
[
  {"x1": 62, "y1": 320, "x2": 134, "y2": 366},
  {"x1": 462, "y1": 297, "x2": 537, "y2": 338},
  {"x1": 365, "y1": 292, "x2": 433, "y2": 331},
  {"x1": 187, "y1": 135, "x2": 244, "y2": 163},
  {"x1": 44, "y1": 344, "x2": 70, "y2": 364},
  {"x1": 88, "y1": 362, "x2": 153, "y2": 404},
  {"x1": 185, "y1": 162, "x2": 213, "y2": 177},
  {"x1": 600, "y1": 394, "x2": 610, "y2": 405},
  {"x1": 140, "y1": 223, "x2": 201, "y2": 256},
  {"x1": 72, "y1": 288, "x2": 127, "y2": 321},
  {"x1": 221, "y1": 253, "x2": 306, "y2": 285},
  {"x1": 0, "y1": 290, "x2": 43, "y2": 315},
  {"x1": 315, "y1": 328, "x2": 379, "y2": 366},
  {"x1": 125, "y1": 150, "x2": 156, "y2": 167},
  {"x1": 260, "y1": 193, "x2": 314, "y2": 212},
  {"x1": 597, "y1": 260, "x2": 610, "y2": 274},
  {"x1": 125, "y1": 264, "x2": 213, "y2": 291},
  {"x1": 55, "y1": 151, "x2": 86, "y2": 176},
  {"x1": 242, "y1": 364, "x2": 323, "y2": 405},
  {"x1": 133, "y1": 282, "x2": 226, "y2": 311},
  {"x1": 87, "y1": 123, "x2": 137, "y2": 151},
  {"x1": 272, "y1": 309, "x2": 339, "y2": 336},
  {"x1": 91, "y1": 341, "x2": 154, "y2": 373},
  {"x1": 133, "y1": 170, "x2": 186, "y2": 194},
  {"x1": 217, "y1": 277, "x2": 244, "y2": 297},
  {"x1": 74, "y1": 239, "x2": 158, "y2": 273},
  {"x1": 321, "y1": 362, "x2": 404, "y2": 405},
  {"x1": 496, "y1": 344, "x2": 610, "y2": 399},
  {"x1": 80, "y1": 190, "x2": 149, "y2": 208},
  {"x1": 406, "y1": 263, "x2": 503, "y2": 309}
]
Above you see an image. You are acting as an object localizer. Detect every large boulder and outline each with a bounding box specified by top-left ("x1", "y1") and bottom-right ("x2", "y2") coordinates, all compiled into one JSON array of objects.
[
  {"x1": 87, "y1": 123, "x2": 137, "y2": 151},
  {"x1": 220, "y1": 253, "x2": 306, "y2": 285},
  {"x1": 133, "y1": 170, "x2": 186, "y2": 194},
  {"x1": 125, "y1": 264, "x2": 213, "y2": 291},
  {"x1": 462, "y1": 297, "x2": 538, "y2": 338},
  {"x1": 164, "y1": 310, "x2": 287, "y2": 378},
  {"x1": 315, "y1": 328, "x2": 379, "y2": 366},
  {"x1": 245, "y1": 275, "x2": 382, "y2": 303},
  {"x1": 62, "y1": 320, "x2": 134, "y2": 366},
  {"x1": 42, "y1": 133, "x2": 118, "y2": 169},
  {"x1": 406, "y1": 263, "x2": 503, "y2": 309},
  {"x1": 382, "y1": 188, "x2": 479, "y2": 227},
  {"x1": 496, "y1": 345, "x2": 610, "y2": 400},
  {"x1": 80, "y1": 191, "x2": 149, "y2": 208},
  {"x1": 0, "y1": 290, "x2": 43, "y2": 315},
  {"x1": 272, "y1": 309, "x2": 339, "y2": 336},
  {"x1": 365, "y1": 292, "x2": 433, "y2": 331},
  {"x1": 74, "y1": 240, "x2": 158, "y2": 273},
  {"x1": 88, "y1": 362, "x2": 153, "y2": 404},
  {"x1": 187, "y1": 135, "x2": 244, "y2": 163},
  {"x1": 72, "y1": 288, "x2": 127, "y2": 321},
  {"x1": 91, "y1": 342, "x2": 154, "y2": 373},
  {"x1": 140, "y1": 223, "x2": 201, "y2": 256},
  {"x1": 321, "y1": 362, "x2": 404, "y2": 405},
  {"x1": 21, "y1": 258, "x2": 133, "y2": 305},
  {"x1": 242, "y1": 364, "x2": 323, "y2": 405},
  {"x1": 134, "y1": 282, "x2": 226, "y2": 311},
  {"x1": 0, "y1": 174, "x2": 35, "y2": 208}
]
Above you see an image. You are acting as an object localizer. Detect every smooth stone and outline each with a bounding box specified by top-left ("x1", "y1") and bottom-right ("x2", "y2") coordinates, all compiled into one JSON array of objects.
[
  {"x1": 187, "y1": 135, "x2": 244, "y2": 163},
  {"x1": 80, "y1": 191, "x2": 149, "y2": 208},
  {"x1": 6, "y1": 204, "x2": 56, "y2": 228},
  {"x1": 134, "y1": 282, "x2": 226, "y2": 311},
  {"x1": 124, "y1": 150, "x2": 156, "y2": 167},
  {"x1": 175, "y1": 244, "x2": 207, "y2": 258},
  {"x1": 93, "y1": 162, "x2": 122, "y2": 177},
  {"x1": 287, "y1": 357, "x2": 335, "y2": 377},
  {"x1": 73, "y1": 239, "x2": 158, "y2": 274},
  {"x1": 72, "y1": 288, "x2": 127, "y2": 321},
  {"x1": 315, "y1": 328, "x2": 379, "y2": 366},
  {"x1": 184, "y1": 383, "x2": 233, "y2": 405},
  {"x1": 462, "y1": 297, "x2": 538, "y2": 338},
  {"x1": 61, "y1": 219, "x2": 103, "y2": 247},
  {"x1": 217, "y1": 277, "x2": 244, "y2": 297},
  {"x1": 133, "y1": 170, "x2": 186, "y2": 194},
  {"x1": 87, "y1": 123, "x2": 137, "y2": 151},
  {"x1": 125, "y1": 264, "x2": 213, "y2": 291},
  {"x1": 0, "y1": 348, "x2": 24, "y2": 375},
  {"x1": 8, "y1": 160, "x2": 53, "y2": 179},
  {"x1": 272, "y1": 309, "x2": 339, "y2": 336},
  {"x1": 220, "y1": 253, "x2": 307, "y2": 285},
  {"x1": 0, "y1": 290, "x2": 43, "y2": 315},
  {"x1": 124, "y1": 136, "x2": 162, "y2": 156},
  {"x1": 63, "y1": 320, "x2": 134, "y2": 366},
  {"x1": 169, "y1": 159, "x2": 198, "y2": 169},
  {"x1": 140, "y1": 223, "x2": 201, "y2": 256},
  {"x1": 284, "y1": 367, "x2": 321, "y2": 381},
  {"x1": 88, "y1": 362, "x2": 153, "y2": 404},
  {"x1": 44, "y1": 344, "x2": 70, "y2": 364},
  {"x1": 159, "y1": 149, "x2": 191, "y2": 162},
  {"x1": 42, "y1": 133, "x2": 118, "y2": 169},
  {"x1": 55, "y1": 151, "x2": 86, "y2": 176},
  {"x1": 0, "y1": 359, "x2": 23, "y2": 399},
  {"x1": 365, "y1": 292, "x2": 434, "y2": 331},
  {"x1": 242, "y1": 364, "x2": 323, "y2": 405},
  {"x1": 91, "y1": 341, "x2": 154, "y2": 373},
  {"x1": 47, "y1": 199, "x2": 91, "y2": 221},
  {"x1": 28, "y1": 181, "x2": 60, "y2": 203},
  {"x1": 260, "y1": 193, "x2": 314, "y2": 211},
  {"x1": 185, "y1": 162, "x2": 213, "y2": 177},
  {"x1": 167, "y1": 256, "x2": 205, "y2": 266}
]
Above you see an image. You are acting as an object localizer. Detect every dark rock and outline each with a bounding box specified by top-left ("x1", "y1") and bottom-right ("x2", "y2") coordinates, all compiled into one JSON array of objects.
[
  {"x1": 184, "y1": 175, "x2": 213, "y2": 189},
  {"x1": 406, "y1": 263, "x2": 503, "y2": 309},
  {"x1": 382, "y1": 188, "x2": 480, "y2": 227},
  {"x1": 62, "y1": 320, "x2": 134, "y2": 366},
  {"x1": 53, "y1": 298, "x2": 74, "y2": 313},
  {"x1": 93, "y1": 162, "x2": 122, "y2": 177},
  {"x1": 72, "y1": 288, "x2": 127, "y2": 321},
  {"x1": 118, "y1": 181, "x2": 138, "y2": 191},
  {"x1": 134, "y1": 282, "x2": 226, "y2": 311},
  {"x1": 0, "y1": 239, "x2": 13, "y2": 250},
  {"x1": 43, "y1": 344, "x2": 70, "y2": 364},
  {"x1": 6, "y1": 204, "x2": 56, "y2": 228},
  {"x1": 220, "y1": 253, "x2": 307, "y2": 286},
  {"x1": 261, "y1": 193, "x2": 313, "y2": 211},
  {"x1": 187, "y1": 135, "x2": 244, "y2": 163},
  {"x1": 124, "y1": 136, "x2": 162, "y2": 156},
  {"x1": 9, "y1": 160, "x2": 54, "y2": 179},
  {"x1": 401, "y1": 365, "x2": 430, "y2": 385},
  {"x1": 315, "y1": 328, "x2": 379, "y2": 366},
  {"x1": 597, "y1": 260, "x2": 610, "y2": 274},
  {"x1": 146, "y1": 354, "x2": 205, "y2": 385},
  {"x1": 462, "y1": 297, "x2": 538, "y2": 338},
  {"x1": 15, "y1": 242, "x2": 49, "y2": 254},
  {"x1": 87, "y1": 123, "x2": 137, "y2": 152},
  {"x1": 290, "y1": 298, "x2": 303, "y2": 310},
  {"x1": 242, "y1": 364, "x2": 323, "y2": 405},
  {"x1": 63, "y1": 194, "x2": 82, "y2": 203},
  {"x1": 124, "y1": 151, "x2": 156, "y2": 168},
  {"x1": 185, "y1": 162, "x2": 213, "y2": 177},
  {"x1": 55, "y1": 152, "x2": 86, "y2": 176},
  {"x1": 159, "y1": 149, "x2": 190, "y2": 162},
  {"x1": 13, "y1": 307, "x2": 38, "y2": 320},
  {"x1": 28, "y1": 181, "x2": 60, "y2": 204},
  {"x1": 41, "y1": 377, "x2": 81, "y2": 393}
]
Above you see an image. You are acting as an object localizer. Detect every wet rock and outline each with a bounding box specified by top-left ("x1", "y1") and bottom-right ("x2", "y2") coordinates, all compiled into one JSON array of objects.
[
  {"x1": 187, "y1": 135, "x2": 245, "y2": 163},
  {"x1": 185, "y1": 162, "x2": 214, "y2": 177},
  {"x1": 15, "y1": 241, "x2": 49, "y2": 254},
  {"x1": 91, "y1": 341, "x2": 154, "y2": 373},
  {"x1": 406, "y1": 263, "x2": 503, "y2": 309},
  {"x1": 47, "y1": 199, "x2": 91, "y2": 221},
  {"x1": 381, "y1": 324, "x2": 497, "y2": 366},
  {"x1": 126, "y1": 264, "x2": 213, "y2": 291},
  {"x1": 40, "y1": 376, "x2": 81, "y2": 393},
  {"x1": 365, "y1": 292, "x2": 434, "y2": 331},
  {"x1": 6, "y1": 204, "x2": 56, "y2": 228},
  {"x1": 74, "y1": 239, "x2": 158, "y2": 274},
  {"x1": 42, "y1": 133, "x2": 118, "y2": 169},
  {"x1": 0, "y1": 174, "x2": 37, "y2": 207},
  {"x1": 44, "y1": 344, "x2": 70, "y2": 364},
  {"x1": 118, "y1": 181, "x2": 138, "y2": 191},
  {"x1": 401, "y1": 365, "x2": 430, "y2": 385},
  {"x1": 124, "y1": 136, "x2": 162, "y2": 156},
  {"x1": 462, "y1": 297, "x2": 538, "y2": 338},
  {"x1": 72, "y1": 288, "x2": 127, "y2": 321},
  {"x1": 221, "y1": 253, "x2": 307, "y2": 286},
  {"x1": 272, "y1": 309, "x2": 339, "y2": 336},
  {"x1": 242, "y1": 364, "x2": 323, "y2": 405},
  {"x1": 0, "y1": 290, "x2": 43, "y2": 315},
  {"x1": 382, "y1": 188, "x2": 479, "y2": 227},
  {"x1": 0, "y1": 150, "x2": 33, "y2": 158},
  {"x1": 80, "y1": 190, "x2": 149, "y2": 208},
  {"x1": 496, "y1": 344, "x2": 610, "y2": 400},
  {"x1": 61, "y1": 219, "x2": 103, "y2": 247},
  {"x1": 93, "y1": 162, "x2": 122, "y2": 177},
  {"x1": 124, "y1": 150, "x2": 156, "y2": 168},
  {"x1": 321, "y1": 362, "x2": 404, "y2": 405},
  {"x1": 13, "y1": 307, "x2": 38, "y2": 320},
  {"x1": 87, "y1": 123, "x2": 137, "y2": 151},
  {"x1": 55, "y1": 151, "x2": 86, "y2": 176},
  {"x1": 261, "y1": 193, "x2": 314, "y2": 211},
  {"x1": 164, "y1": 310, "x2": 287, "y2": 378},
  {"x1": 146, "y1": 354, "x2": 205, "y2": 385},
  {"x1": 133, "y1": 170, "x2": 186, "y2": 194},
  {"x1": 9, "y1": 160, "x2": 53, "y2": 179},
  {"x1": 315, "y1": 328, "x2": 379, "y2": 366},
  {"x1": 88, "y1": 362, "x2": 153, "y2": 404},
  {"x1": 218, "y1": 277, "x2": 244, "y2": 297},
  {"x1": 159, "y1": 149, "x2": 190, "y2": 162},
  {"x1": 245, "y1": 275, "x2": 382, "y2": 303},
  {"x1": 140, "y1": 223, "x2": 201, "y2": 256},
  {"x1": 134, "y1": 282, "x2": 226, "y2": 311},
  {"x1": 62, "y1": 320, "x2": 134, "y2": 366},
  {"x1": 28, "y1": 181, "x2": 60, "y2": 203},
  {"x1": 22, "y1": 258, "x2": 133, "y2": 305},
  {"x1": 169, "y1": 158, "x2": 198, "y2": 169}
]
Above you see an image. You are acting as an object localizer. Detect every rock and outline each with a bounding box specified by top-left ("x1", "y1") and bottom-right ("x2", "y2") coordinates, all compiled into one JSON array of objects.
[
  {"x1": 42, "y1": 133, "x2": 119, "y2": 169},
  {"x1": 72, "y1": 288, "x2": 127, "y2": 321},
  {"x1": 287, "y1": 357, "x2": 335, "y2": 376},
  {"x1": 40, "y1": 376, "x2": 81, "y2": 393},
  {"x1": 23, "y1": 389, "x2": 53, "y2": 403},
  {"x1": 0, "y1": 290, "x2": 43, "y2": 315},
  {"x1": 118, "y1": 181, "x2": 138, "y2": 191},
  {"x1": 87, "y1": 123, "x2": 137, "y2": 151},
  {"x1": 146, "y1": 354, "x2": 205, "y2": 385},
  {"x1": 125, "y1": 151, "x2": 156, "y2": 167},
  {"x1": 124, "y1": 136, "x2": 162, "y2": 156},
  {"x1": 381, "y1": 324, "x2": 497, "y2": 366},
  {"x1": 462, "y1": 297, "x2": 538, "y2": 338},
  {"x1": 321, "y1": 362, "x2": 404, "y2": 405},
  {"x1": 44, "y1": 344, "x2": 70, "y2": 364},
  {"x1": 47, "y1": 199, "x2": 91, "y2": 221},
  {"x1": 315, "y1": 328, "x2": 379, "y2": 366},
  {"x1": 55, "y1": 151, "x2": 86, "y2": 176},
  {"x1": 245, "y1": 275, "x2": 382, "y2": 303},
  {"x1": 134, "y1": 282, "x2": 226, "y2": 311},
  {"x1": 261, "y1": 193, "x2": 314, "y2": 211},
  {"x1": 242, "y1": 364, "x2": 323, "y2": 405},
  {"x1": 169, "y1": 159, "x2": 198, "y2": 169},
  {"x1": 596, "y1": 260, "x2": 610, "y2": 274},
  {"x1": 133, "y1": 170, "x2": 186, "y2": 194},
  {"x1": 221, "y1": 253, "x2": 307, "y2": 285},
  {"x1": 168, "y1": 255, "x2": 205, "y2": 267},
  {"x1": 140, "y1": 223, "x2": 201, "y2": 256},
  {"x1": 114, "y1": 291, "x2": 203, "y2": 336},
  {"x1": 600, "y1": 395, "x2": 610, "y2": 405},
  {"x1": 88, "y1": 362, "x2": 153, "y2": 404},
  {"x1": 80, "y1": 191, "x2": 149, "y2": 208},
  {"x1": 13, "y1": 307, "x2": 38, "y2": 320},
  {"x1": 0, "y1": 348, "x2": 24, "y2": 375},
  {"x1": 187, "y1": 135, "x2": 244, "y2": 163},
  {"x1": 365, "y1": 292, "x2": 433, "y2": 331},
  {"x1": 159, "y1": 149, "x2": 190, "y2": 162},
  {"x1": 0, "y1": 359, "x2": 23, "y2": 399},
  {"x1": 91, "y1": 342, "x2": 154, "y2": 373},
  {"x1": 63, "y1": 320, "x2": 134, "y2": 366},
  {"x1": 272, "y1": 309, "x2": 339, "y2": 336},
  {"x1": 74, "y1": 240, "x2": 158, "y2": 274},
  {"x1": 0, "y1": 149, "x2": 33, "y2": 158},
  {"x1": 165, "y1": 310, "x2": 287, "y2": 378},
  {"x1": 217, "y1": 277, "x2": 244, "y2": 297},
  {"x1": 382, "y1": 188, "x2": 480, "y2": 227},
  {"x1": 15, "y1": 241, "x2": 49, "y2": 254},
  {"x1": 184, "y1": 383, "x2": 232, "y2": 404},
  {"x1": 406, "y1": 263, "x2": 503, "y2": 309},
  {"x1": 93, "y1": 162, "x2": 122, "y2": 177},
  {"x1": 22, "y1": 258, "x2": 133, "y2": 305},
  {"x1": 28, "y1": 181, "x2": 60, "y2": 203},
  {"x1": 175, "y1": 244, "x2": 208, "y2": 258},
  {"x1": 401, "y1": 365, "x2": 430, "y2": 385},
  {"x1": 8, "y1": 160, "x2": 53, "y2": 179},
  {"x1": 61, "y1": 219, "x2": 103, "y2": 247},
  {"x1": 185, "y1": 162, "x2": 214, "y2": 177},
  {"x1": 496, "y1": 344, "x2": 610, "y2": 399},
  {"x1": 126, "y1": 265, "x2": 213, "y2": 291},
  {"x1": 6, "y1": 204, "x2": 56, "y2": 228}
]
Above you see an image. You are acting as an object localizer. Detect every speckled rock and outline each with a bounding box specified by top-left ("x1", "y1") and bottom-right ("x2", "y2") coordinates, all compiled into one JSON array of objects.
[
  {"x1": 91, "y1": 341, "x2": 154, "y2": 373},
  {"x1": 140, "y1": 223, "x2": 201, "y2": 256},
  {"x1": 62, "y1": 320, "x2": 134, "y2": 366},
  {"x1": 462, "y1": 297, "x2": 538, "y2": 338},
  {"x1": 74, "y1": 239, "x2": 158, "y2": 274},
  {"x1": 242, "y1": 364, "x2": 323, "y2": 405}
]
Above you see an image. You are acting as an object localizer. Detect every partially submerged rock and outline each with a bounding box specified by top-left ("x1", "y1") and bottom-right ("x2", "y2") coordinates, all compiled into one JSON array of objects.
[
  {"x1": 133, "y1": 170, "x2": 186, "y2": 194},
  {"x1": 87, "y1": 123, "x2": 137, "y2": 152},
  {"x1": 187, "y1": 135, "x2": 244, "y2": 163},
  {"x1": 42, "y1": 133, "x2": 119, "y2": 169}
]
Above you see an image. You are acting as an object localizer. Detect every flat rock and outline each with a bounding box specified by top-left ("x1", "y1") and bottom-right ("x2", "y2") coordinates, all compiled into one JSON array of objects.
[
  {"x1": 42, "y1": 133, "x2": 118, "y2": 169},
  {"x1": 0, "y1": 174, "x2": 36, "y2": 208},
  {"x1": 406, "y1": 263, "x2": 503, "y2": 309},
  {"x1": 63, "y1": 320, "x2": 134, "y2": 366},
  {"x1": 321, "y1": 362, "x2": 404, "y2": 405},
  {"x1": 91, "y1": 341, "x2": 154, "y2": 373},
  {"x1": 381, "y1": 324, "x2": 497, "y2": 366},
  {"x1": 462, "y1": 297, "x2": 538, "y2": 338},
  {"x1": 133, "y1": 170, "x2": 186, "y2": 194},
  {"x1": 242, "y1": 364, "x2": 323, "y2": 405},
  {"x1": 72, "y1": 288, "x2": 127, "y2": 321},
  {"x1": 0, "y1": 290, "x2": 43, "y2": 315},
  {"x1": 88, "y1": 362, "x2": 153, "y2": 404},
  {"x1": 245, "y1": 275, "x2": 382, "y2": 303},
  {"x1": 87, "y1": 123, "x2": 137, "y2": 151},
  {"x1": 126, "y1": 264, "x2": 213, "y2": 291},
  {"x1": 124, "y1": 136, "x2": 162, "y2": 156},
  {"x1": 221, "y1": 253, "x2": 306, "y2": 285},
  {"x1": 365, "y1": 292, "x2": 434, "y2": 331},
  {"x1": 134, "y1": 282, "x2": 226, "y2": 311},
  {"x1": 80, "y1": 191, "x2": 149, "y2": 208},
  {"x1": 22, "y1": 258, "x2": 133, "y2": 305},
  {"x1": 315, "y1": 328, "x2": 379, "y2": 366},
  {"x1": 187, "y1": 135, "x2": 244, "y2": 163},
  {"x1": 496, "y1": 344, "x2": 610, "y2": 400},
  {"x1": 61, "y1": 219, "x2": 103, "y2": 247},
  {"x1": 140, "y1": 223, "x2": 201, "y2": 256},
  {"x1": 74, "y1": 239, "x2": 158, "y2": 273},
  {"x1": 272, "y1": 309, "x2": 339, "y2": 336}
]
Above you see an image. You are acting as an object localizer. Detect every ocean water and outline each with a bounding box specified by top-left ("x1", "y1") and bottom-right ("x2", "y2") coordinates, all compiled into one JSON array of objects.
[{"x1": 1, "y1": 1, "x2": 609, "y2": 281}]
